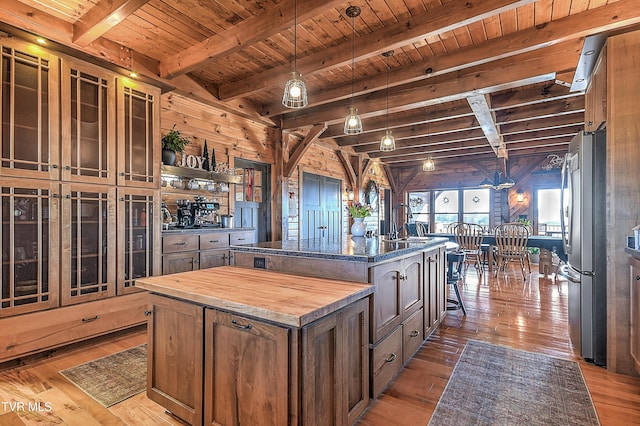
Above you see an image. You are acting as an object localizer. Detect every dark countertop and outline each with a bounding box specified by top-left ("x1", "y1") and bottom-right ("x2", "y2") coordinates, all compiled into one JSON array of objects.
[
  {"x1": 162, "y1": 227, "x2": 254, "y2": 235},
  {"x1": 230, "y1": 236, "x2": 449, "y2": 263}
]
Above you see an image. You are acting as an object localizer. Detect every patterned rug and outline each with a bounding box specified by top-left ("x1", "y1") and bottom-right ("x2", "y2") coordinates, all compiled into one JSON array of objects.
[
  {"x1": 60, "y1": 344, "x2": 146, "y2": 407},
  {"x1": 429, "y1": 340, "x2": 600, "y2": 426}
]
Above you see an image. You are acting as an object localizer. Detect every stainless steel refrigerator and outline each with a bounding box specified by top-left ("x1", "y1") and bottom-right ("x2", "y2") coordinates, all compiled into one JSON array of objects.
[{"x1": 561, "y1": 130, "x2": 607, "y2": 366}]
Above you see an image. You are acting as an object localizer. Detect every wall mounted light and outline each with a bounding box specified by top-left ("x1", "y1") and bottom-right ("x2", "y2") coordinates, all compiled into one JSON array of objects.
[
  {"x1": 282, "y1": 0, "x2": 308, "y2": 108},
  {"x1": 517, "y1": 189, "x2": 524, "y2": 203},
  {"x1": 346, "y1": 188, "x2": 355, "y2": 201}
]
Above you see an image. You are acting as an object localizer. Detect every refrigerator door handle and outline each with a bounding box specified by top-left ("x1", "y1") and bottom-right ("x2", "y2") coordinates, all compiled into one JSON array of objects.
[{"x1": 560, "y1": 264, "x2": 581, "y2": 283}]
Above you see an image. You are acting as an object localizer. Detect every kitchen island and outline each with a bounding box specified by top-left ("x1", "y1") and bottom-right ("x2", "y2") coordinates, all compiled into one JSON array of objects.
[
  {"x1": 231, "y1": 236, "x2": 449, "y2": 397},
  {"x1": 137, "y1": 266, "x2": 374, "y2": 426}
]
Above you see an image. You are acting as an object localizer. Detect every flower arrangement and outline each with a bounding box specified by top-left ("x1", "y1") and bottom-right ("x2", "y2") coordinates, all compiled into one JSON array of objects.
[{"x1": 347, "y1": 202, "x2": 371, "y2": 218}]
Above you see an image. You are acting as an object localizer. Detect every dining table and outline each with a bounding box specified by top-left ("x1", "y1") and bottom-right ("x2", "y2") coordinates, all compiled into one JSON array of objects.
[{"x1": 422, "y1": 232, "x2": 566, "y2": 273}]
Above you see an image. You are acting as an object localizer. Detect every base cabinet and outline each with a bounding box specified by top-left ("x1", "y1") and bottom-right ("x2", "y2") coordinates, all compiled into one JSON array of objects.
[
  {"x1": 631, "y1": 256, "x2": 640, "y2": 373},
  {"x1": 147, "y1": 294, "x2": 370, "y2": 425}
]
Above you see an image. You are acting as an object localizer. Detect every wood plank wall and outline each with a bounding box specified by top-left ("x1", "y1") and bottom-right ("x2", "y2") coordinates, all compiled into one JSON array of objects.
[{"x1": 606, "y1": 31, "x2": 640, "y2": 375}]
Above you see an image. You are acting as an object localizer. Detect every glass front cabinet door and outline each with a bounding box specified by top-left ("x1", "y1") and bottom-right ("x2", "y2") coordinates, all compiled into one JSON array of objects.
[
  {"x1": 60, "y1": 184, "x2": 116, "y2": 305},
  {"x1": 117, "y1": 79, "x2": 160, "y2": 188},
  {"x1": 118, "y1": 188, "x2": 160, "y2": 295},
  {"x1": 1, "y1": 180, "x2": 59, "y2": 317},
  {"x1": 0, "y1": 39, "x2": 60, "y2": 180},
  {"x1": 60, "y1": 59, "x2": 116, "y2": 185}
]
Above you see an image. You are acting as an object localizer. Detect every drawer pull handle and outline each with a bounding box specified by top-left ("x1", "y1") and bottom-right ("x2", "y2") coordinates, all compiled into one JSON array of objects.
[
  {"x1": 396, "y1": 274, "x2": 407, "y2": 281},
  {"x1": 174, "y1": 242, "x2": 187, "y2": 246},
  {"x1": 236, "y1": 238, "x2": 246, "y2": 241},
  {"x1": 409, "y1": 330, "x2": 420, "y2": 337},
  {"x1": 384, "y1": 353, "x2": 397, "y2": 363},
  {"x1": 82, "y1": 315, "x2": 100, "y2": 323},
  {"x1": 209, "y1": 240, "x2": 219, "y2": 243},
  {"x1": 144, "y1": 310, "x2": 152, "y2": 316},
  {"x1": 636, "y1": 275, "x2": 640, "y2": 281},
  {"x1": 231, "y1": 319, "x2": 252, "y2": 330}
]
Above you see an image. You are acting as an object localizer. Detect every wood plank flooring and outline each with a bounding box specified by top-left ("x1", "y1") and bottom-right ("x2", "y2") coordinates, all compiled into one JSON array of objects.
[{"x1": 1, "y1": 263, "x2": 639, "y2": 425}]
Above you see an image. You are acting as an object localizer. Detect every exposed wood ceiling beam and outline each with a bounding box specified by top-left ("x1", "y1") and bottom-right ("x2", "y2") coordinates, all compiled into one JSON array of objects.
[
  {"x1": 263, "y1": 0, "x2": 640, "y2": 117},
  {"x1": 467, "y1": 94, "x2": 506, "y2": 158},
  {"x1": 281, "y1": 40, "x2": 582, "y2": 130},
  {"x1": 500, "y1": 112, "x2": 584, "y2": 134},
  {"x1": 72, "y1": 0, "x2": 150, "y2": 46},
  {"x1": 496, "y1": 97, "x2": 584, "y2": 124},
  {"x1": 159, "y1": 0, "x2": 344, "y2": 79},
  {"x1": 284, "y1": 124, "x2": 328, "y2": 177},
  {"x1": 219, "y1": 0, "x2": 534, "y2": 101}
]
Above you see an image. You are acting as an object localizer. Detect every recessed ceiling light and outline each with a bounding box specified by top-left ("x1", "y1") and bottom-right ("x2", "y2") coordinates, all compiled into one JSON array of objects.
[
  {"x1": 129, "y1": 71, "x2": 138, "y2": 78},
  {"x1": 35, "y1": 37, "x2": 47, "y2": 45}
]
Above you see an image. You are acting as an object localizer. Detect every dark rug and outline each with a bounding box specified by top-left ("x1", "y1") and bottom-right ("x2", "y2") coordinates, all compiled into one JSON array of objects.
[
  {"x1": 60, "y1": 344, "x2": 146, "y2": 407},
  {"x1": 429, "y1": 340, "x2": 600, "y2": 426}
]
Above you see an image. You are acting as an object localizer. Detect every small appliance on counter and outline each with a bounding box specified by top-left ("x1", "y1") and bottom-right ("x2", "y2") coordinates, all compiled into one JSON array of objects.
[
  {"x1": 175, "y1": 197, "x2": 221, "y2": 228},
  {"x1": 220, "y1": 214, "x2": 234, "y2": 228}
]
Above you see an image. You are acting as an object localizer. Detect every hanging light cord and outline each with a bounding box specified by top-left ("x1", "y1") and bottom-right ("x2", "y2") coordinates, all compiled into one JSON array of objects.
[
  {"x1": 293, "y1": 0, "x2": 298, "y2": 73},
  {"x1": 386, "y1": 53, "x2": 390, "y2": 129},
  {"x1": 351, "y1": 14, "x2": 355, "y2": 103}
]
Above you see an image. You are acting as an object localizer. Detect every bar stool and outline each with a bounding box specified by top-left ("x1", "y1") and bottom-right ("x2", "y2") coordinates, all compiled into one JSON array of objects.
[{"x1": 446, "y1": 250, "x2": 466, "y2": 315}]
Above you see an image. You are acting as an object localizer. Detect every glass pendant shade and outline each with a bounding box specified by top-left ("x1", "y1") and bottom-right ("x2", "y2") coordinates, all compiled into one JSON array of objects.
[
  {"x1": 282, "y1": 71, "x2": 308, "y2": 108},
  {"x1": 379, "y1": 130, "x2": 396, "y2": 151},
  {"x1": 422, "y1": 155, "x2": 435, "y2": 171},
  {"x1": 344, "y1": 106, "x2": 363, "y2": 134},
  {"x1": 479, "y1": 177, "x2": 494, "y2": 189}
]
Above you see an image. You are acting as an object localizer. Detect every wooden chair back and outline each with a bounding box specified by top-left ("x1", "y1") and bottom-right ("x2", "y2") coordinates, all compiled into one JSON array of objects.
[
  {"x1": 415, "y1": 222, "x2": 428, "y2": 237},
  {"x1": 452, "y1": 223, "x2": 484, "y2": 252},
  {"x1": 494, "y1": 223, "x2": 530, "y2": 260}
]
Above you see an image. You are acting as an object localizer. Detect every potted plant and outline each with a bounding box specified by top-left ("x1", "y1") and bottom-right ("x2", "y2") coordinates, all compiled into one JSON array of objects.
[
  {"x1": 528, "y1": 247, "x2": 540, "y2": 263},
  {"x1": 161, "y1": 124, "x2": 191, "y2": 166}
]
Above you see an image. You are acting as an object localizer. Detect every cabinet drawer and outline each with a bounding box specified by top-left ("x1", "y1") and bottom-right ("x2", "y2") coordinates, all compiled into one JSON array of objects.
[
  {"x1": 163, "y1": 252, "x2": 199, "y2": 275},
  {"x1": 200, "y1": 249, "x2": 231, "y2": 269},
  {"x1": 163, "y1": 234, "x2": 199, "y2": 253},
  {"x1": 371, "y1": 326, "x2": 403, "y2": 398},
  {"x1": 230, "y1": 231, "x2": 254, "y2": 245},
  {"x1": 402, "y1": 308, "x2": 424, "y2": 364},
  {"x1": 0, "y1": 292, "x2": 148, "y2": 362},
  {"x1": 200, "y1": 232, "x2": 230, "y2": 250}
]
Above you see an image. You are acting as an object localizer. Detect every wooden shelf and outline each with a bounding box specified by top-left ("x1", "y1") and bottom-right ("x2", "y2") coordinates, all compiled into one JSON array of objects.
[{"x1": 161, "y1": 165, "x2": 243, "y2": 184}]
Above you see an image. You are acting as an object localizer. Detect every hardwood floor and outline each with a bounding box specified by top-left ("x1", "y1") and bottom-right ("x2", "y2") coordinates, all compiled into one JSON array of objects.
[{"x1": 1, "y1": 264, "x2": 639, "y2": 425}]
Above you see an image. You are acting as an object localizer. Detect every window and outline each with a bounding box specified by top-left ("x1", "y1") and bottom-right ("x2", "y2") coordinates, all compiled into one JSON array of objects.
[
  {"x1": 408, "y1": 192, "x2": 430, "y2": 223},
  {"x1": 434, "y1": 190, "x2": 458, "y2": 232},
  {"x1": 462, "y1": 189, "x2": 490, "y2": 227},
  {"x1": 536, "y1": 188, "x2": 562, "y2": 236}
]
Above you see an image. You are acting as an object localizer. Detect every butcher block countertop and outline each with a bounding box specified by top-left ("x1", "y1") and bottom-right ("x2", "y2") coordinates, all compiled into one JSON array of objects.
[{"x1": 136, "y1": 266, "x2": 374, "y2": 327}]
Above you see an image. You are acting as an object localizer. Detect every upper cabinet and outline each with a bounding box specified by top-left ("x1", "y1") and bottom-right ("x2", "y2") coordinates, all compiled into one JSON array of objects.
[
  {"x1": 585, "y1": 45, "x2": 607, "y2": 132},
  {"x1": 0, "y1": 39, "x2": 60, "y2": 180},
  {"x1": 117, "y1": 79, "x2": 161, "y2": 189},
  {"x1": 61, "y1": 59, "x2": 116, "y2": 184}
]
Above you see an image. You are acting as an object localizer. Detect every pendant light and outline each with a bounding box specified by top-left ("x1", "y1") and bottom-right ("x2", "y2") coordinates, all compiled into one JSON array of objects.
[
  {"x1": 422, "y1": 106, "x2": 435, "y2": 171},
  {"x1": 343, "y1": 6, "x2": 363, "y2": 135},
  {"x1": 379, "y1": 50, "x2": 396, "y2": 151},
  {"x1": 282, "y1": 0, "x2": 308, "y2": 108}
]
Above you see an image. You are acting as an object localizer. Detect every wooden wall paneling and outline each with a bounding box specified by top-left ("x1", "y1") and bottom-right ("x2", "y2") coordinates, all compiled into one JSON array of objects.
[{"x1": 606, "y1": 31, "x2": 640, "y2": 375}]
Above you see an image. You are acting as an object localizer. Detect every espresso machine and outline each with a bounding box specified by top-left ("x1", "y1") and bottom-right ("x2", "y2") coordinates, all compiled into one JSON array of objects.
[
  {"x1": 191, "y1": 196, "x2": 220, "y2": 227},
  {"x1": 176, "y1": 199, "x2": 193, "y2": 228}
]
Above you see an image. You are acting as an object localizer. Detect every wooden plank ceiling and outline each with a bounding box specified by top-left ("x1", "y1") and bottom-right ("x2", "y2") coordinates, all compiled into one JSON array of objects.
[{"x1": 2, "y1": 0, "x2": 640, "y2": 171}]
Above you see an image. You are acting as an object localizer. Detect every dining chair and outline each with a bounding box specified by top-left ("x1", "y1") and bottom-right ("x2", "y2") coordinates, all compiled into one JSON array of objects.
[
  {"x1": 415, "y1": 222, "x2": 428, "y2": 237},
  {"x1": 494, "y1": 223, "x2": 531, "y2": 280},
  {"x1": 452, "y1": 223, "x2": 484, "y2": 276}
]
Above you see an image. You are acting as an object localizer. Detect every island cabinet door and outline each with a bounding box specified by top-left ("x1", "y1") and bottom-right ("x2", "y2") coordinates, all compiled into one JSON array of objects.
[
  {"x1": 302, "y1": 297, "x2": 370, "y2": 426},
  {"x1": 204, "y1": 309, "x2": 290, "y2": 426},
  {"x1": 370, "y1": 260, "x2": 403, "y2": 343},
  {"x1": 400, "y1": 254, "x2": 424, "y2": 319},
  {"x1": 147, "y1": 294, "x2": 204, "y2": 426},
  {"x1": 424, "y1": 248, "x2": 439, "y2": 336}
]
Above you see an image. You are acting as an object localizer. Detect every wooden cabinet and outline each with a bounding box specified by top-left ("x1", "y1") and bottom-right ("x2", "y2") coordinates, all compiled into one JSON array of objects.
[
  {"x1": 424, "y1": 246, "x2": 446, "y2": 336},
  {"x1": 162, "y1": 230, "x2": 255, "y2": 274},
  {"x1": 60, "y1": 183, "x2": 116, "y2": 305},
  {"x1": 585, "y1": 45, "x2": 607, "y2": 132},
  {"x1": 204, "y1": 308, "x2": 289, "y2": 426},
  {"x1": 147, "y1": 291, "x2": 370, "y2": 425},
  {"x1": 0, "y1": 38, "x2": 60, "y2": 180},
  {"x1": 147, "y1": 294, "x2": 204, "y2": 426},
  {"x1": 0, "y1": 37, "x2": 161, "y2": 360},
  {"x1": 1, "y1": 179, "x2": 59, "y2": 317},
  {"x1": 631, "y1": 256, "x2": 640, "y2": 373},
  {"x1": 61, "y1": 58, "x2": 116, "y2": 185},
  {"x1": 118, "y1": 188, "x2": 161, "y2": 294},
  {"x1": 116, "y1": 79, "x2": 161, "y2": 188}
]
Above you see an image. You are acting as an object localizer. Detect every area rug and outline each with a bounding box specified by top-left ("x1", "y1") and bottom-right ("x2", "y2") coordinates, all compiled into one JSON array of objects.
[
  {"x1": 429, "y1": 340, "x2": 599, "y2": 426},
  {"x1": 60, "y1": 344, "x2": 146, "y2": 408}
]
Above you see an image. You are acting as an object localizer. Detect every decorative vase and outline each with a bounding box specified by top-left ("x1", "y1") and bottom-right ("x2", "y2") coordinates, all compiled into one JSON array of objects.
[
  {"x1": 162, "y1": 148, "x2": 176, "y2": 166},
  {"x1": 351, "y1": 217, "x2": 367, "y2": 237}
]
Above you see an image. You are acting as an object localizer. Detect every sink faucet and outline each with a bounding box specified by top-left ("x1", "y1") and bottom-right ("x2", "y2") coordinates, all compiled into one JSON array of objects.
[{"x1": 390, "y1": 203, "x2": 413, "y2": 239}]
